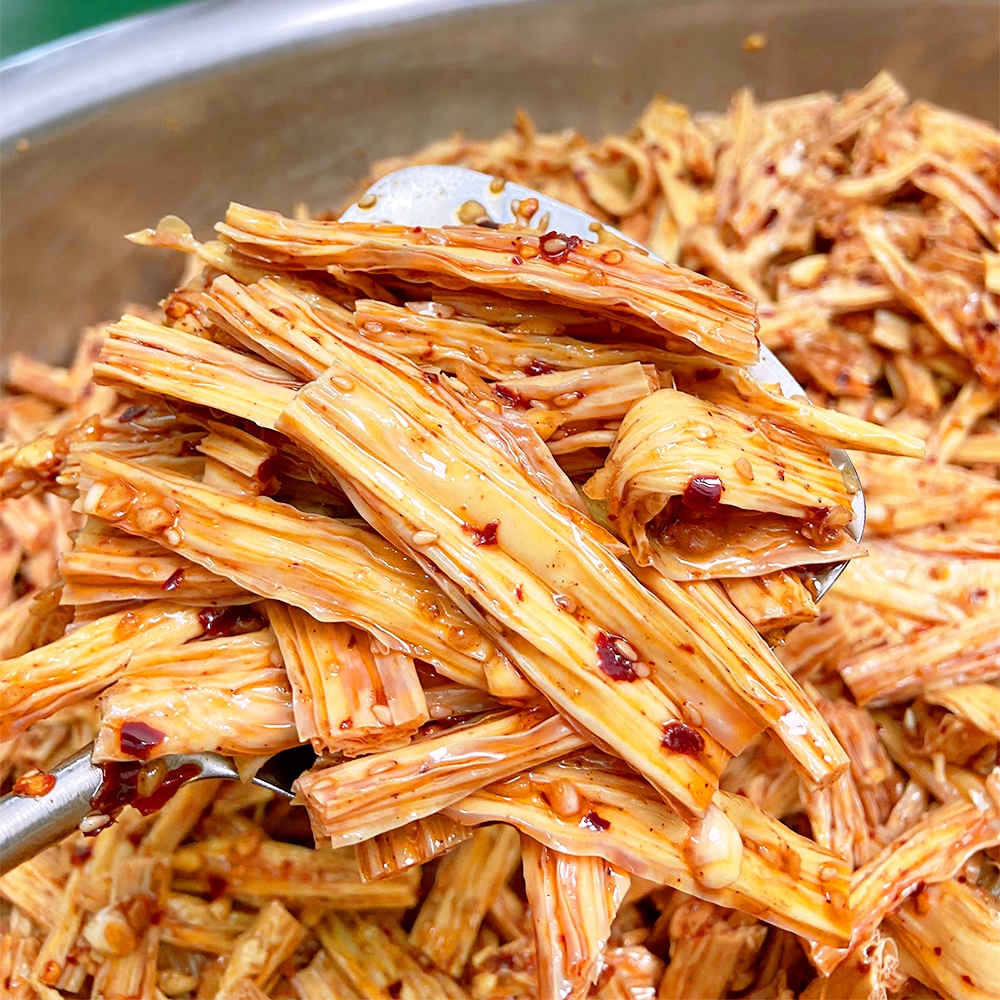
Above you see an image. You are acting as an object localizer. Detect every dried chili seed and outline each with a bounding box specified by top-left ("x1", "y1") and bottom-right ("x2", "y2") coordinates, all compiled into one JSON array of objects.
[
  {"x1": 579, "y1": 811, "x2": 611, "y2": 831},
  {"x1": 681, "y1": 475, "x2": 723, "y2": 513},
  {"x1": 661, "y1": 720, "x2": 705, "y2": 756},
  {"x1": 595, "y1": 631, "x2": 638, "y2": 681},
  {"x1": 463, "y1": 520, "x2": 499, "y2": 546}
]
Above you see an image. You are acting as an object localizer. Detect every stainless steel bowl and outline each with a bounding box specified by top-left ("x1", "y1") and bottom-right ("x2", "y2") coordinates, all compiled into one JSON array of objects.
[{"x1": 2, "y1": 0, "x2": 997, "y2": 366}]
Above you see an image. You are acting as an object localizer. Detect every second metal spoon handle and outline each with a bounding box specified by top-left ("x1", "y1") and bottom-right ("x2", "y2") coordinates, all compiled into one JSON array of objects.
[{"x1": 0, "y1": 745, "x2": 102, "y2": 873}]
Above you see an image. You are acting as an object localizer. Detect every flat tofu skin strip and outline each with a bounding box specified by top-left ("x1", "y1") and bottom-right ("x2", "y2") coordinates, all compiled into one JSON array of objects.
[
  {"x1": 295, "y1": 708, "x2": 586, "y2": 846},
  {"x1": 637, "y1": 571, "x2": 846, "y2": 785},
  {"x1": 217, "y1": 207, "x2": 762, "y2": 366},
  {"x1": 521, "y1": 836, "x2": 630, "y2": 1000},
  {"x1": 74, "y1": 452, "x2": 498, "y2": 690},
  {"x1": 95, "y1": 315, "x2": 300, "y2": 429},
  {"x1": 93, "y1": 629, "x2": 299, "y2": 761},
  {"x1": 352, "y1": 298, "x2": 670, "y2": 378},
  {"x1": 354, "y1": 815, "x2": 473, "y2": 883},
  {"x1": 0, "y1": 602, "x2": 204, "y2": 740},
  {"x1": 445, "y1": 759, "x2": 852, "y2": 946},
  {"x1": 265, "y1": 603, "x2": 429, "y2": 754},
  {"x1": 672, "y1": 361, "x2": 924, "y2": 457}
]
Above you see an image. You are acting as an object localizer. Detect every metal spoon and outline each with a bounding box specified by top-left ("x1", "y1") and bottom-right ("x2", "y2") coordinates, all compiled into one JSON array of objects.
[
  {"x1": 0, "y1": 166, "x2": 864, "y2": 872},
  {"x1": 0, "y1": 743, "x2": 317, "y2": 872}
]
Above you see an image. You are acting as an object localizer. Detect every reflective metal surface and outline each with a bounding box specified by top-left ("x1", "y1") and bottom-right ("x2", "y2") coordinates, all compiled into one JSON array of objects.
[
  {"x1": 0, "y1": 742, "x2": 311, "y2": 873},
  {"x1": 1, "y1": 0, "x2": 997, "y2": 366}
]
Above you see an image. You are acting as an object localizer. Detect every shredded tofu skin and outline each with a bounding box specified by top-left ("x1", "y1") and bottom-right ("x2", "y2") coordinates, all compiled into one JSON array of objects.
[{"x1": 2, "y1": 73, "x2": 998, "y2": 1000}]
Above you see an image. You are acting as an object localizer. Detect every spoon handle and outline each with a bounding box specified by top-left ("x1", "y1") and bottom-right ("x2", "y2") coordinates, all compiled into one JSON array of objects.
[{"x1": 0, "y1": 745, "x2": 101, "y2": 873}]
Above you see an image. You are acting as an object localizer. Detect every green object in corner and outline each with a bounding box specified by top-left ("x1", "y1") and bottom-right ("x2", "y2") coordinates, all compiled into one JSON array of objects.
[{"x1": 1, "y1": 0, "x2": 190, "y2": 60}]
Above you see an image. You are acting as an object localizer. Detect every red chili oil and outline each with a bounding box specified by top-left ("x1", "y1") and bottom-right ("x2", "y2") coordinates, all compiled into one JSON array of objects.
[
  {"x1": 197, "y1": 606, "x2": 265, "y2": 637},
  {"x1": 90, "y1": 760, "x2": 202, "y2": 820},
  {"x1": 463, "y1": 520, "x2": 499, "y2": 546},
  {"x1": 119, "y1": 721, "x2": 166, "y2": 759},
  {"x1": 661, "y1": 720, "x2": 705, "y2": 756}
]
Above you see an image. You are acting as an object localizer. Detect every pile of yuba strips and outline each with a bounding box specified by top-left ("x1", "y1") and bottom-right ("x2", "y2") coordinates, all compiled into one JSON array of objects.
[{"x1": 1, "y1": 71, "x2": 997, "y2": 1000}]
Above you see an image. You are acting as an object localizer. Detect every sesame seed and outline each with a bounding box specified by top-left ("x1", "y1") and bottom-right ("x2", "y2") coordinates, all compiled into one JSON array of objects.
[
  {"x1": 553, "y1": 594, "x2": 577, "y2": 613},
  {"x1": 614, "y1": 638, "x2": 639, "y2": 661},
  {"x1": 681, "y1": 701, "x2": 703, "y2": 728},
  {"x1": 82, "y1": 482, "x2": 106, "y2": 513},
  {"x1": 79, "y1": 814, "x2": 111, "y2": 835},
  {"x1": 553, "y1": 391, "x2": 582, "y2": 408}
]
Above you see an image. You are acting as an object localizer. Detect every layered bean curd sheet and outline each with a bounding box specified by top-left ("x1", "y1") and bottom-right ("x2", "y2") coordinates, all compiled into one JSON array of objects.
[{"x1": 1, "y1": 71, "x2": 999, "y2": 1000}]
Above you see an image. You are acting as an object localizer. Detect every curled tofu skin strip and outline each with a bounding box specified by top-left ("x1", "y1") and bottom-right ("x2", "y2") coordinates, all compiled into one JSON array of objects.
[{"x1": 585, "y1": 388, "x2": 857, "y2": 565}]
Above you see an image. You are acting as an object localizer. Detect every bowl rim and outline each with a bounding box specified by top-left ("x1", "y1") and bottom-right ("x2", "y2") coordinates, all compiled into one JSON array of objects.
[
  {"x1": 0, "y1": 0, "x2": 531, "y2": 145},
  {"x1": 5, "y1": 0, "x2": 996, "y2": 148}
]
